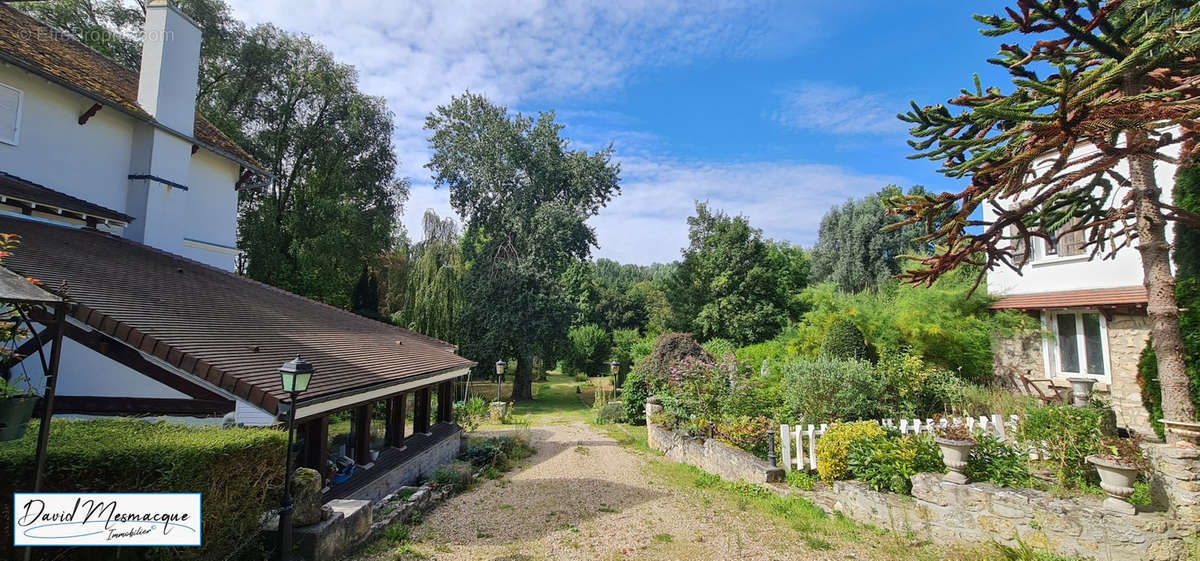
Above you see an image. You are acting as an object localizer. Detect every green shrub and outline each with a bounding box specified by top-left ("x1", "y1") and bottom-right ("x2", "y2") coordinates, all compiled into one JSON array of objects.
[
  {"x1": 821, "y1": 317, "x2": 872, "y2": 360},
  {"x1": 460, "y1": 442, "x2": 506, "y2": 468},
  {"x1": 637, "y1": 332, "x2": 711, "y2": 390},
  {"x1": 702, "y1": 338, "x2": 737, "y2": 358},
  {"x1": 781, "y1": 357, "x2": 888, "y2": 423},
  {"x1": 965, "y1": 432, "x2": 1031, "y2": 488},
  {"x1": 814, "y1": 421, "x2": 886, "y2": 483},
  {"x1": 846, "y1": 434, "x2": 943, "y2": 494},
  {"x1": 453, "y1": 396, "x2": 488, "y2": 432},
  {"x1": 432, "y1": 460, "x2": 473, "y2": 491},
  {"x1": 0, "y1": 419, "x2": 285, "y2": 561},
  {"x1": 785, "y1": 470, "x2": 817, "y2": 490},
  {"x1": 1018, "y1": 403, "x2": 1109, "y2": 488},
  {"x1": 878, "y1": 350, "x2": 961, "y2": 417},
  {"x1": 713, "y1": 415, "x2": 774, "y2": 458},
  {"x1": 621, "y1": 368, "x2": 649, "y2": 425},
  {"x1": 593, "y1": 402, "x2": 625, "y2": 425},
  {"x1": 563, "y1": 324, "x2": 612, "y2": 376}
]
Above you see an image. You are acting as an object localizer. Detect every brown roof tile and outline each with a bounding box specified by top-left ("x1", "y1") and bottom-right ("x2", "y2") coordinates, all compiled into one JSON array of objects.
[
  {"x1": 0, "y1": 171, "x2": 133, "y2": 224},
  {"x1": 1, "y1": 216, "x2": 475, "y2": 415},
  {"x1": 0, "y1": 4, "x2": 265, "y2": 173},
  {"x1": 990, "y1": 286, "x2": 1148, "y2": 310}
]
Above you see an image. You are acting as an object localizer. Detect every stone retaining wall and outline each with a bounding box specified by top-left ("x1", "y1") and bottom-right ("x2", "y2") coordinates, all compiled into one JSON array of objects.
[
  {"x1": 832, "y1": 474, "x2": 1187, "y2": 561},
  {"x1": 646, "y1": 400, "x2": 1199, "y2": 560},
  {"x1": 646, "y1": 400, "x2": 783, "y2": 484}
]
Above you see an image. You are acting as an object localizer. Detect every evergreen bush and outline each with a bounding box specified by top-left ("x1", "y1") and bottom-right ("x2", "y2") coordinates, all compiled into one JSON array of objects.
[
  {"x1": 814, "y1": 421, "x2": 886, "y2": 483},
  {"x1": 0, "y1": 419, "x2": 286, "y2": 561},
  {"x1": 820, "y1": 317, "x2": 871, "y2": 360},
  {"x1": 621, "y1": 368, "x2": 649, "y2": 425}
]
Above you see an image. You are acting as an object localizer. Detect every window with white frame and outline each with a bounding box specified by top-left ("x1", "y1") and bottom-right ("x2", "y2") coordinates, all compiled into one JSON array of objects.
[
  {"x1": 0, "y1": 82, "x2": 22, "y2": 146},
  {"x1": 1044, "y1": 310, "x2": 1110, "y2": 380}
]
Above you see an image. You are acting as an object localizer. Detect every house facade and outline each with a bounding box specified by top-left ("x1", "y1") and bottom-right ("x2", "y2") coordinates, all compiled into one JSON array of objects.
[
  {"x1": 0, "y1": 1, "x2": 474, "y2": 492},
  {"x1": 985, "y1": 153, "x2": 1176, "y2": 437}
]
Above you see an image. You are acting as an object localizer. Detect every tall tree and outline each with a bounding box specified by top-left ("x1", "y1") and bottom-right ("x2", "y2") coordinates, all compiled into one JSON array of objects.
[
  {"x1": 385, "y1": 209, "x2": 465, "y2": 343},
  {"x1": 425, "y1": 93, "x2": 621, "y2": 400},
  {"x1": 810, "y1": 185, "x2": 939, "y2": 293},
  {"x1": 667, "y1": 202, "x2": 792, "y2": 346},
  {"x1": 890, "y1": 1, "x2": 1200, "y2": 438}
]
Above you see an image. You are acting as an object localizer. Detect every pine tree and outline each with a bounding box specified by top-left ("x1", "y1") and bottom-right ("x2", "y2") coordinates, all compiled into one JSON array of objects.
[{"x1": 890, "y1": 1, "x2": 1200, "y2": 438}]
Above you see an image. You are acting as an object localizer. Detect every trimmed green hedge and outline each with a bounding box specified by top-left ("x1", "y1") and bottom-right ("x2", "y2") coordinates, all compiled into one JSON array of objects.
[{"x1": 0, "y1": 418, "x2": 286, "y2": 561}]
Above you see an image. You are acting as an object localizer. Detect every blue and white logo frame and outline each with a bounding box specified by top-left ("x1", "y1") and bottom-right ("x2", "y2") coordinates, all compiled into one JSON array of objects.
[{"x1": 13, "y1": 493, "x2": 201, "y2": 547}]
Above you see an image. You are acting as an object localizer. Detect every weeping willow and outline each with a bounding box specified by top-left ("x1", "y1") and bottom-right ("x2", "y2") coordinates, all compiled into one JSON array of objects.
[{"x1": 387, "y1": 210, "x2": 465, "y2": 343}]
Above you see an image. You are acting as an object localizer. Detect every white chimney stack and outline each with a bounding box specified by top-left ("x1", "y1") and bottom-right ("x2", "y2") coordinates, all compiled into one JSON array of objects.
[{"x1": 137, "y1": 0, "x2": 201, "y2": 135}]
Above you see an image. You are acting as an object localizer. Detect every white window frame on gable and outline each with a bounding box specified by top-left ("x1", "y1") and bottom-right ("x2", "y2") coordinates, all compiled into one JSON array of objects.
[
  {"x1": 0, "y1": 82, "x2": 23, "y2": 146},
  {"x1": 1041, "y1": 310, "x2": 1112, "y2": 384}
]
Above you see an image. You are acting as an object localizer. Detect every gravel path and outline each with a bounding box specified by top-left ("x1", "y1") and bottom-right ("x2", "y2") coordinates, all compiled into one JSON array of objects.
[{"x1": 387, "y1": 422, "x2": 859, "y2": 561}]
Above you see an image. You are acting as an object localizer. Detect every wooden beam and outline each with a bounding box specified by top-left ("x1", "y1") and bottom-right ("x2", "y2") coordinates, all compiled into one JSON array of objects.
[
  {"x1": 40, "y1": 395, "x2": 234, "y2": 416},
  {"x1": 353, "y1": 404, "x2": 372, "y2": 466},
  {"x1": 386, "y1": 394, "x2": 406, "y2": 448},
  {"x1": 77, "y1": 103, "x2": 102, "y2": 125},
  {"x1": 301, "y1": 416, "x2": 329, "y2": 473},
  {"x1": 61, "y1": 322, "x2": 229, "y2": 402},
  {"x1": 437, "y1": 381, "x2": 453, "y2": 424},
  {"x1": 413, "y1": 388, "x2": 431, "y2": 434}
]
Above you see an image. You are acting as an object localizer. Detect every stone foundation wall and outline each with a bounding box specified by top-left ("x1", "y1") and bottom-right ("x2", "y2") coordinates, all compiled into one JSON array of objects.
[
  {"x1": 992, "y1": 311, "x2": 1154, "y2": 436},
  {"x1": 346, "y1": 426, "x2": 464, "y2": 503},
  {"x1": 646, "y1": 400, "x2": 783, "y2": 484}
]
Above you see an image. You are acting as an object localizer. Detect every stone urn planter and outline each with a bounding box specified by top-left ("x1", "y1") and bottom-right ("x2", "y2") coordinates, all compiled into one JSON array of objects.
[
  {"x1": 1065, "y1": 377, "x2": 1097, "y2": 407},
  {"x1": 1087, "y1": 455, "x2": 1139, "y2": 514},
  {"x1": 1162, "y1": 420, "x2": 1200, "y2": 446},
  {"x1": 488, "y1": 401, "x2": 509, "y2": 423},
  {"x1": 0, "y1": 395, "x2": 37, "y2": 442},
  {"x1": 934, "y1": 437, "x2": 975, "y2": 484}
]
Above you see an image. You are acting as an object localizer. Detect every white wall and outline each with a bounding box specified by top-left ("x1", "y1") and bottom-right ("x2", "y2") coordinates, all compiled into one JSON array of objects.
[
  {"x1": 180, "y1": 149, "x2": 240, "y2": 270},
  {"x1": 985, "y1": 151, "x2": 1177, "y2": 296},
  {"x1": 0, "y1": 67, "x2": 133, "y2": 213}
]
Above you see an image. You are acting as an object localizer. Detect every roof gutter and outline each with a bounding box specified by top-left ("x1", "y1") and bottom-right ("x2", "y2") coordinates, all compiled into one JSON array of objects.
[{"x1": 0, "y1": 54, "x2": 272, "y2": 180}]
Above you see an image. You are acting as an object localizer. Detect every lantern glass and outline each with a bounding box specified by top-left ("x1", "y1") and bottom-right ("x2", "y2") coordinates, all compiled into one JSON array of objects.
[
  {"x1": 282, "y1": 371, "x2": 312, "y2": 393},
  {"x1": 495, "y1": 360, "x2": 506, "y2": 376},
  {"x1": 610, "y1": 361, "x2": 620, "y2": 375}
]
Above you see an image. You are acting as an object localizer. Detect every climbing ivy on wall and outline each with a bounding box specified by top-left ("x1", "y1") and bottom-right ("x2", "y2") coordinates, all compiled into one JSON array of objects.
[{"x1": 1139, "y1": 165, "x2": 1200, "y2": 438}]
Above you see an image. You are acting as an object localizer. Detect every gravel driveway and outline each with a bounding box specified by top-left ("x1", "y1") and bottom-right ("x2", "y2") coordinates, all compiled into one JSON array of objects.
[{"x1": 382, "y1": 422, "x2": 870, "y2": 561}]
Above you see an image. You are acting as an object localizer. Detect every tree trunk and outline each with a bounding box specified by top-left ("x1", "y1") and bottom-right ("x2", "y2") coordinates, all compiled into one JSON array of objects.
[
  {"x1": 1129, "y1": 149, "x2": 1198, "y2": 437},
  {"x1": 510, "y1": 352, "x2": 534, "y2": 402}
]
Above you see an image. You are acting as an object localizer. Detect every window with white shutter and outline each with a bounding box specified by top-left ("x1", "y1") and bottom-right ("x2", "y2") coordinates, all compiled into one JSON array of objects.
[{"x1": 0, "y1": 83, "x2": 22, "y2": 146}]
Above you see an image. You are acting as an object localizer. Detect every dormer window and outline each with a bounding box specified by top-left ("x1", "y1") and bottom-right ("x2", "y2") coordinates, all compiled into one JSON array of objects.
[{"x1": 0, "y1": 82, "x2": 22, "y2": 146}]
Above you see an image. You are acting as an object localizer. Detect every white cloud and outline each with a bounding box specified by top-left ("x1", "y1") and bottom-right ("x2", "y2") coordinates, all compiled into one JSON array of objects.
[
  {"x1": 591, "y1": 156, "x2": 903, "y2": 264},
  {"x1": 773, "y1": 83, "x2": 907, "y2": 135}
]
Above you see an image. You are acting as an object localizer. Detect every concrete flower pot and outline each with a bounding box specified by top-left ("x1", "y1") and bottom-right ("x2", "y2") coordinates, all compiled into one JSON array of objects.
[
  {"x1": 1087, "y1": 455, "x2": 1139, "y2": 514},
  {"x1": 488, "y1": 401, "x2": 509, "y2": 423},
  {"x1": 935, "y1": 437, "x2": 975, "y2": 484},
  {"x1": 1065, "y1": 377, "x2": 1097, "y2": 407}
]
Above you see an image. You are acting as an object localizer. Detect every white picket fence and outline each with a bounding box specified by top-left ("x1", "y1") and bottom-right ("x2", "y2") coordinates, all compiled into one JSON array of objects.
[{"x1": 779, "y1": 414, "x2": 1022, "y2": 472}]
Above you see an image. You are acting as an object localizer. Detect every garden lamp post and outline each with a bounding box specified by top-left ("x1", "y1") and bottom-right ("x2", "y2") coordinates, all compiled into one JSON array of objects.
[
  {"x1": 277, "y1": 355, "x2": 314, "y2": 561},
  {"x1": 610, "y1": 361, "x2": 620, "y2": 397},
  {"x1": 495, "y1": 360, "x2": 506, "y2": 402}
]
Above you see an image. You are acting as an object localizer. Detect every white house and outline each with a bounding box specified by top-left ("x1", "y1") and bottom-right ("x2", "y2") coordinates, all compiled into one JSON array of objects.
[
  {"x1": 0, "y1": 0, "x2": 475, "y2": 471},
  {"x1": 985, "y1": 151, "x2": 1175, "y2": 436}
]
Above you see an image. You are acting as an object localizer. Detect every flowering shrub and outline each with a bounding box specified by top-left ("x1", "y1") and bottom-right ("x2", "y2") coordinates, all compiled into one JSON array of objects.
[{"x1": 714, "y1": 415, "x2": 774, "y2": 458}]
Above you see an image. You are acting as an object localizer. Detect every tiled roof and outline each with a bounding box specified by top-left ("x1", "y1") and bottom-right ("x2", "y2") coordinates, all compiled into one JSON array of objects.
[
  {"x1": 0, "y1": 4, "x2": 265, "y2": 173},
  {"x1": 0, "y1": 171, "x2": 133, "y2": 225},
  {"x1": 1, "y1": 216, "x2": 474, "y2": 416},
  {"x1": 990, "y1": 286, "x2": 1148, "y2": 310}
]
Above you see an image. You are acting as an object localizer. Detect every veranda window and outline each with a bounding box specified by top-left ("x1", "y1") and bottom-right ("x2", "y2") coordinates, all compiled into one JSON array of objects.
[{"x1": 1049, "y1": 311, "x2": 1108, "y2": 378}]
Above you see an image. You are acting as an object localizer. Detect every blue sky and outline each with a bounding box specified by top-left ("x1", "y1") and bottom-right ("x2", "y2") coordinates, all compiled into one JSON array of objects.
[{"x1": 227, "y1": 1, "x2": 1013, "y2": 265}]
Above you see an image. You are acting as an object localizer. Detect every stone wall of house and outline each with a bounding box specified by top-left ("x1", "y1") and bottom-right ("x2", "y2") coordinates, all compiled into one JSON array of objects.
[
  {"x1": 344, "y1": 426, "x2": 464, "y2": 503},
  {"x1": 991, "y1": 312, "x2": 1154, "y2": 436},
  {"x1": 829, "y1": 474, "x2": 1190, "y2": 561}
]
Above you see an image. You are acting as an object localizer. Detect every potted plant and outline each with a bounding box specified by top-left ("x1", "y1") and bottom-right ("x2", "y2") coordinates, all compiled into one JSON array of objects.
[
  {"x1": 0, "y1": 374, "x2": 38, "y2": 441},
  {"x1": 1087, "y1": 436, "x2": 1149, "y2": 514},
  {"x1": 934, "y1": 423, "x2": 975, "y2": 484}
]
